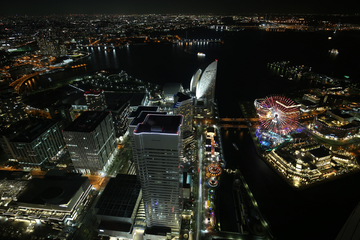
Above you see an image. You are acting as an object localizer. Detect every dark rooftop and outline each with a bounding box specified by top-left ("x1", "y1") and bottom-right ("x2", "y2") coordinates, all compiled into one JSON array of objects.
[
  {"x1": 95, "y1": 174, "x2": 141, "y2": 218},
  {"x1": 308, "y1": 146, "x2": 331, "y2": 158},
  {"x1": 98, "y1": 220, "x2": 132, "y2": 233},
  {"x1": 130, "y1": 111, "x2": 166, "y2": 127},
  {"x1": 299, "y1": 99, "x2": 318, "y2": 107},
  {"x1": 329, "y1": 110, "x2": 354, "y2": 120},
  {"x1": 135, "y1": 115, "x2": 182, "y2": 134},
  {"x1": 0, "y1": 170, "x2": 29, "y2": 180},
  {"x1": 183, "y1": 172, "x2": 190, "y2": 188},
  {"x1": 130, "y1": 93, "x2": 146, "y2": 107},
  {"x1": 105, "y1": 92, "x2": 132, "y2": 112},
  {"x1": 163, "y1": 83, "x2": 183, "y2": 96},
  {"x1": 61, "y1": 91, "x2": 86, "y2": 106},
  {"x1": 11, "y1": 120, "x2": 58, "y2": 143},
  {"x1": 207, "y1": 127, "x2": 215, "y2": 133},
  {"x1": 0, "y1": 119, "x2": 32, "y2": 137},
  {"x1": 128, "y1": 106, "x2": 158, "y2": 118},
  {"x1": 175, "y1": 92, "x2": 191, "y2": 102},
  {"x1": 14, "y1": 171, "x2": 87, "y2": 206},
  {"x1": 63, "y1": 111, "x2": 110, "y2": 132},
  {"x1": 145, "y1": 226, "x2": 171, "y2": 236}
]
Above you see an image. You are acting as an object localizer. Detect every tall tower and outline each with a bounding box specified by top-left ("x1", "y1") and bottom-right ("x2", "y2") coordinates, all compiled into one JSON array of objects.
[
  {"x1": 62, "y1": 111, "x2": 117, "y2": 174},
  {"x1": 133, "y1": 114, "x2": 183, "y2": 231},
  {"x1": 84, "y1": 89, "x2": 107, "y2": 111}
]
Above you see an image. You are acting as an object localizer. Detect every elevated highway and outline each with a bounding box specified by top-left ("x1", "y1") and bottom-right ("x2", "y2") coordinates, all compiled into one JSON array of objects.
[{"x1": 193, "y1": 117, "x2": 259, "y2": 129}]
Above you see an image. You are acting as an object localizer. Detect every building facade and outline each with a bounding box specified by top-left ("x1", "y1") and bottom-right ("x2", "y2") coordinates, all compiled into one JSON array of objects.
[
  {"x1": 36, "y1": 34, "x2": 67, "y2": 57},
  {"x1": 106, "y1": 100, "x2": 130, "y2": 139},
  {"x1": 173, "y1": 92, "x2": 193, "y2": 137},
  {"x1": 195, "y1": 60, "x2": 218, "y2": 104},
  {"x1": 128, "y1": 106, "x2": 164, "y2": 177},
  {"x1": 62, "y1": 111, "x2": 117, "y2": 174},
  {"x1": 5, "y1": 121, "x2": 64, "y2": 168},
  {"x1": 84, "y1": 89, "x2": 107, "y2": 111},
  {"x1": 133, "y1": 115, "x2": 183, "y2": 232},
  {"x1": 6, "y1": 171, "x2": 91, "y2": 224},
  {"x1": 0, "y1": 86, "x2": 28, "y2": 123}
]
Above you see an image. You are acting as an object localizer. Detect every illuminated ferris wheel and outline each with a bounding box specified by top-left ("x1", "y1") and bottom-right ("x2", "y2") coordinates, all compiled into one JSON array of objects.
[{"x1": 257, "y1": 95, "x2": 300, "y2": 135}]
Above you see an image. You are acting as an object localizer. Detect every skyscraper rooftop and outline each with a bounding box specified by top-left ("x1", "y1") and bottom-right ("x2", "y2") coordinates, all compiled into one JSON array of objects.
[
  {"x1": 63, "y1": 111, "x2": 110, "y2": 132},
  {"x1": 134, "y1": 115, "x2": 182, "y2": 134}
]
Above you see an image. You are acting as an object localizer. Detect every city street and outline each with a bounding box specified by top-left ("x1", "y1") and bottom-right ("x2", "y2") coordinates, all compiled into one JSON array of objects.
[{"x1": 196, "y1": 133, "x2": 204, "y2": 240}]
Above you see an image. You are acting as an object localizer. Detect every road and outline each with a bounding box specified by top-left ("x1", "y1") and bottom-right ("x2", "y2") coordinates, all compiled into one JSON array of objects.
[{"x1": 196, "y1": 133, "x2": 204, "y2": 240}]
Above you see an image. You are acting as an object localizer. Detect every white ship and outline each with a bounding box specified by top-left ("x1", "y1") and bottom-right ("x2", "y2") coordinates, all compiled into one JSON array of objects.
[
  {"x1": 233, "y1": 143, "x2": 239, "y2": 150},
  {"x1": 329, "y1": 49, "x2": 339, "y2": 54}
]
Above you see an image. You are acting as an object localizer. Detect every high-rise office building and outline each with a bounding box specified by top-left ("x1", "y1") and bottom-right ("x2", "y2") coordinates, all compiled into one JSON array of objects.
[
  {"x1": 128, "y1": 107, "x2": 166, "y2": 177},
  {"x1": 84, "y1": 89, "x2": 107, "y2": 111},
  {"x1": 128, "y1": 106, "x2": 158, "y2": 126},
  {"x1": 105, "y1": 92, "x2": 132, "y2": 138},
  {"x1": 62, "y1": 111, "x2": 117, "y2": 174},
  {"x1": 1, "y1": 120, "x2": 64, "y2": 168},
  {"x1": 133, "y1": 114, "x2": 183, "y2": 231}
]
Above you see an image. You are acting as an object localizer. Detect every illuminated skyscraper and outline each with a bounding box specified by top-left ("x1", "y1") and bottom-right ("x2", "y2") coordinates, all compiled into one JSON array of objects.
[
  {"x1": 62, "y1": 111, "x2": 117, "y2": 174},
  {"x1": 128, "y1": 106, "x2": 165, "y2": 177},
  {"x1": 84, "y1": 89, "x2": 107, "y2": 111},
  {"x1": 2, "y1": 120, "x2": 64, "y2": 168},
  {"x1": 133, "y1": 114, "x2": 183, "y2": 232}
]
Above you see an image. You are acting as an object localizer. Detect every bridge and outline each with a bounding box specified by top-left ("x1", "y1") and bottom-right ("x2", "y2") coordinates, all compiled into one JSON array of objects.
[
  {"x1": 219, "y1": 117, "x2": 259, "y2": 122},
  {"x1": 9, "y1": 65, "x2": 65, "y2": 93},
  {"x1": 9, "y1": 71, "x2": 46, "y2": 93},
  {"x1": 192, "y1": 117, "x2": 259, "y2": 129}
]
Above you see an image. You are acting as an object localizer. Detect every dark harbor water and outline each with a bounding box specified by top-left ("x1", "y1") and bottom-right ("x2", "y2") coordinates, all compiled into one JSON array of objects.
[{"x1": 34, "y1": 29, "x2": 360, "y2": 240}]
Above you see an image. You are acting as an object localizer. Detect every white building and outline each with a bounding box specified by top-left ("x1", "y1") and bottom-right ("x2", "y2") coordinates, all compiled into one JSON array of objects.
[
  {"x1": 62, "y1": 111, "x2": 117, "y2": 174},
  {"x1": 133, "y1": 114, "x2": 183, "y2": 232}
]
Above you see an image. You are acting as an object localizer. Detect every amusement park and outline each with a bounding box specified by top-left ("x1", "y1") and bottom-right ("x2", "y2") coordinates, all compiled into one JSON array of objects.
[
  {"x1": 254, "y1": 95, "x2": 301, "y2": 151},
  {"x1": 203, "y1": 127, "x2": 223, "y2": 232},
  {"x1": 252, "y1": 94, "x2": 359, "y2": 188}
]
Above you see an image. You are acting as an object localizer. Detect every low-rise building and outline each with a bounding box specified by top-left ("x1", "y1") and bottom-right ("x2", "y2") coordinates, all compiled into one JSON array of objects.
[
  {"x1": 5, "y1": 170, "x2": 92, "y2": 225},
  {"x1": 95, "y1": 174, "x2": 142, "y2": 239}
]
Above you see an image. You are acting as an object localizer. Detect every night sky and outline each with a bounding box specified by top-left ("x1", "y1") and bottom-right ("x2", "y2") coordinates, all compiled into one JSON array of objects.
[{"x1": 0, "y1": 0, "x2": 358, "y2": 16}]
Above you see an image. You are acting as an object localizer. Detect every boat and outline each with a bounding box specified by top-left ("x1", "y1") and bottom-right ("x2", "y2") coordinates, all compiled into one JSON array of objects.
[
  {"x1": 39, "y1": 68, "x2": 65, "y2": 75},
  {"x1": 233, "y1": 143, "x2": 239, "y2": 150},
  {"x1": 197, "y1": 52, "x2": 206, "y2": 57},
  {"x1": 329, "y1": 49, "x2": 339, "y2": 54}
]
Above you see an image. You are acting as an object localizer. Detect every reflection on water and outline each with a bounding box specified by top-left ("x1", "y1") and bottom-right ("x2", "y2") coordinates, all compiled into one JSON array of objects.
[{"x1": 221, "y1": 127, "x2": 360, "y2": 240}]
